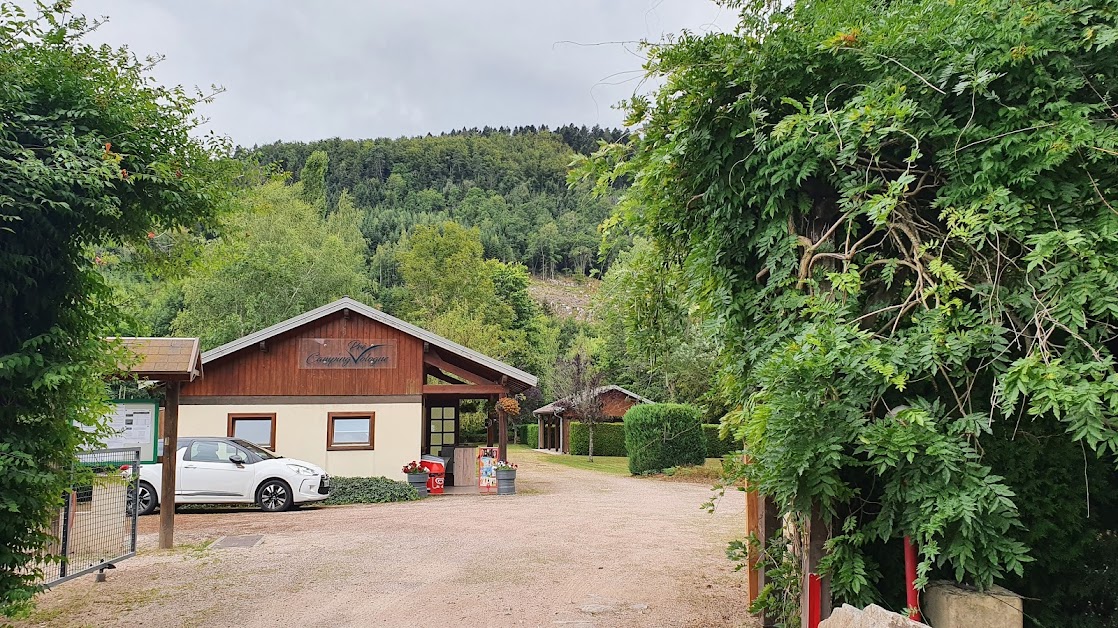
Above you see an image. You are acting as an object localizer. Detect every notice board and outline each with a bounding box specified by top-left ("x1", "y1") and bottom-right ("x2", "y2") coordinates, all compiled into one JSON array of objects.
[
  {"x1": 100, "y1": 400, "x2": 160, "y2": 464},
  {"x1": 478, "y1": 446, "x2": 498, "y2": 494}
]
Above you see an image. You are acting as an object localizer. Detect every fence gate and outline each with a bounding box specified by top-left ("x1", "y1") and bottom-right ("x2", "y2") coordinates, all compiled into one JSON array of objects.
[{"x1": 39, "y1": 447, "x2": 140, "y2": 587}]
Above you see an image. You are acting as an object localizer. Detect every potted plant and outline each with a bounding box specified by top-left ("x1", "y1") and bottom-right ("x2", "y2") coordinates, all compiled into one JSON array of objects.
[
  {"x1": 495, "y1": 460, "x2": 517, "y2": 495},
  {"x1": 402, "y1": 461, "x2": 428, "y2": 498},
  {"x1": 495, "y1": 396, "x2": 521, "y2": 416}
]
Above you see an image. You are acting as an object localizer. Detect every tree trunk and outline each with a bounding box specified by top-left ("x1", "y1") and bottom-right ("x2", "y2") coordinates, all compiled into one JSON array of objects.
[{"x1": 588, "y1": 422, "x2": 595, "y2": 462}]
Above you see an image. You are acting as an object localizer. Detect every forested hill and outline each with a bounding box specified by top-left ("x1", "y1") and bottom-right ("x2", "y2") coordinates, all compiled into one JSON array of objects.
[{"x1": 243, "y1": 125, "x2": 626, "y2": 277}]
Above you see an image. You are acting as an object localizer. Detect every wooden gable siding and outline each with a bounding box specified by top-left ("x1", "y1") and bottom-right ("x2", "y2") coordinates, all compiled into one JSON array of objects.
[
  {"x1": 543, "y1": 390, "x2": 641, "y2": 423},
  {"x1": 181, "y1": 311, "x2": 424, "y2": 397},
  {"x1": 601, "y1": 390, "x2": 640, "y2": 418}
]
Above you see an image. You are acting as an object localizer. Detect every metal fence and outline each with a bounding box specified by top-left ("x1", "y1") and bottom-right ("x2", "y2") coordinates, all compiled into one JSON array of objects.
[{"x1": 39, "y1": 447, "x2": 139, "y2": 587}]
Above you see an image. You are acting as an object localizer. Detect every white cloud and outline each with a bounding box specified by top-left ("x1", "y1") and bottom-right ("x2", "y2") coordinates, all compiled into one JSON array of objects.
[{"x1": 67, "y1": 0, "x2": 737, "y2": 145}]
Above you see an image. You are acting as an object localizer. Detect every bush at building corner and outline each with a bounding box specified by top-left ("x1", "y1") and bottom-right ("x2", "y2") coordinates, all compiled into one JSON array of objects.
[
  {"x1": 323, "y1": 477, "x2": 419, "y2": 505},
  {"x1": 702, "y1": 424, "x2": 742, "y2": 459},
  {"x1": 624, "y1": 404, "x2": 706, "y2": 474},
  {"x1": 525, "y1": 424, "x2": 539, "y2": 448},
  {"x1": 569, "y1": 422, "x2": 627, "y2": 456}
]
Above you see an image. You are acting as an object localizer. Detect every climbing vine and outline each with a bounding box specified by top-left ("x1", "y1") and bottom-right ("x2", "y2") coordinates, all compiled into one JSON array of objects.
[{"x1": 579, "y1": 0, "x2": 1118, "y2": 609}]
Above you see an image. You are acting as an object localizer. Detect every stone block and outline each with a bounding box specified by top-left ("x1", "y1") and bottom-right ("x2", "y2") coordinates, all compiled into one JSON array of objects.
[
  {"x1": 820, "y1": 604, "x2": 929, "y2": 628},
  {"x1": 923, "y1": 581, "x2": 1023, "y2": 628}
]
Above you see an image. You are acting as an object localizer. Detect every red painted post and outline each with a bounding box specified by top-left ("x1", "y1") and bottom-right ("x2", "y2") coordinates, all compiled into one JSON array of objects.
[
  {"x1": 807, "y1": 573, "x2": 822, "y2": 628},
  {"x1": 904, "y1": 536, "x2": 922, "y2": 622}
]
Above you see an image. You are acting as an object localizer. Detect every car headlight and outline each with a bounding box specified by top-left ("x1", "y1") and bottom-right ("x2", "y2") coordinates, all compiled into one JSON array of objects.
[{"x1": 287, "y1": 464, "x2": 317, "y2": 476}]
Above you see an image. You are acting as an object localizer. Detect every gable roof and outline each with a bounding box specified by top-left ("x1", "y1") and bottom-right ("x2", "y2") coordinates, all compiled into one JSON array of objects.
[
  {"x1": 114, "y1": 337, "x2": 203, "y2": 382},
  {"x1": 201, "y1": 297, "x2": 537, "y2": 389},
  {"x1": 533, "y1": 385, "x2": 652, "y2": 415}
]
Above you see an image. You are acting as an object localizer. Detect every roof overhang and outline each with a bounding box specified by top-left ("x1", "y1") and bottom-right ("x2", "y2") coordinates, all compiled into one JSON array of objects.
[
  {"x1": 111, "y1": 337, "x2": 203, "y2": 382},
  {"x1": 533, "y1": 385, "x2": 652, "y2": 416}
]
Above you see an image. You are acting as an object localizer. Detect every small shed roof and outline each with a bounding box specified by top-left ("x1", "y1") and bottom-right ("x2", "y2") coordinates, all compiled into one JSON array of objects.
[
  {"x1": 113, "y1": 337, "x2": 202, "y2": 382},
  {"x1": 534, "y1": 385, "x2": 653, "y2": 416}
]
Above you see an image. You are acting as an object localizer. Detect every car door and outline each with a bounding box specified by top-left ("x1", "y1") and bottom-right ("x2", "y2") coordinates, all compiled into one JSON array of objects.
[{"x1": 178, "y1": 440, "x2": 256, "y2": 502}]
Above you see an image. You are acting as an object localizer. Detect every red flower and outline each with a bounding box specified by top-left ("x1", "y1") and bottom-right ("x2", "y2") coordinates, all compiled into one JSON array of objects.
[{"x1": 147, "y1": 232, "x2": 155, "y2": 239}]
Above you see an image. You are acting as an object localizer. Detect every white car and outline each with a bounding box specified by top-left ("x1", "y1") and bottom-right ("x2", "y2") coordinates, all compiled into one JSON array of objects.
[{"x1": 129, "y1": 437, "x2": 330, "y2": 514}]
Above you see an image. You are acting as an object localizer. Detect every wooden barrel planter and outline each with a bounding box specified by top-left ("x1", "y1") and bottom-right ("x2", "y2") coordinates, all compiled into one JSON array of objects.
[
  {"x1": 407, "y1": 472, "x2": 429, "y2": 498},
  {"x1": 496, "y1": 468, "x2": 516, "y2": 495}
]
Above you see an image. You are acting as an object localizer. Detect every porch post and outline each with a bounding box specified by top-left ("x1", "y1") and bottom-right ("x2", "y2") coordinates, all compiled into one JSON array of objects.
[{"x1": 497, "y1": 394, "x2": 509, "y2": 462}]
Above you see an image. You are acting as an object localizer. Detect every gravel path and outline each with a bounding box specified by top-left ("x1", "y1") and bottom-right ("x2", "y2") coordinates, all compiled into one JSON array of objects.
[{"x1": 19, "y1": 450, "x2": 753, "y2": 628}]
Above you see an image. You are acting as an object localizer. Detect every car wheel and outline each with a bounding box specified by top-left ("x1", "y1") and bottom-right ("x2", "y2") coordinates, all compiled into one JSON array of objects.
[
  {"x1": 129, "y1": 481, "x2": 158, "y2": 516},
  {"x1": 257, "y1": 479, "x2": 293, "y2": 512}
]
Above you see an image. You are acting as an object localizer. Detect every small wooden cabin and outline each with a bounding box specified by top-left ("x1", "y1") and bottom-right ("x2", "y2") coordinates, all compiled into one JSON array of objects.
[{"x1": 533, "y1": 386, "x2": 651, "y2": 454}]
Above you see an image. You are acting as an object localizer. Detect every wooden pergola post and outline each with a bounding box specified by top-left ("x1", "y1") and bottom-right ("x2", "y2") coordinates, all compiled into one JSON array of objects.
[
  {"x1": 158, "y1": 381, "x2": 180, "y2": 549},
  {"x1": 743, "y1": 454, "x2": 784, "y2": 627},
  {"x1": 497, "y1": 394, "x2": 509, "y2": 462}
]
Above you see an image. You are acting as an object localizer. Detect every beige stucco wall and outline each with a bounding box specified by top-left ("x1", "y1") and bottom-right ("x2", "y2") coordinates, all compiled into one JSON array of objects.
[{"x1": 178, "y1": 402, "x2": 422, "y2": 479}]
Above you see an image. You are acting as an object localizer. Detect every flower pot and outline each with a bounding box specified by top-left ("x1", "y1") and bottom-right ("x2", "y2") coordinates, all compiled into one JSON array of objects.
[
  {"x1": 407, "y1": 473, "x2": 429, "y2": 498},
  {"x1": 496, "y1": 469, "x2": 516, "y2": 495}
]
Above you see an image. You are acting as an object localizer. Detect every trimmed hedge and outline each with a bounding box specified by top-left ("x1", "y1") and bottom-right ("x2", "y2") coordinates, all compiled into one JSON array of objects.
[
  {"x1": 624, "y1": 404, "x2": 706, "y2": 474},
  {"x1": 323, "y1": 476, "x2": 419, "y2": 505},
  {"x1": 702, "y1": 424, "x2": 742, "y2": 458},
  {"x1": 569, "y1": 421, "x2": 627, "y2": 457},
  {"x1": 526, "y1": 423, "x2": 539, "y2": 448}
]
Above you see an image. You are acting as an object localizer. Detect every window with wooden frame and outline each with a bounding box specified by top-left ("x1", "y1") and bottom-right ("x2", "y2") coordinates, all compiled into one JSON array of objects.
[
  {"x1": 227, "y1": 413, "x2": 276, "y2": 450},
  {"x1": 327, "y1": 412, "x2": 375, "y2": 450}
]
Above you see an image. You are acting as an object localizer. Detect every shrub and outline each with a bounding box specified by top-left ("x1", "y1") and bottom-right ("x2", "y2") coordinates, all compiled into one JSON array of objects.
[
  {"x1": 323, "y1": 476, "x2": 419, "y2": 505},
  {"x1": 624, "y1": 404, "x2": 706, "y2": 474},
  {"x1": 569, "y1": 421, "x2": 627, "y2": 457},
  {"x1": 702, "y1": 424, "x2": 742, "y2": 459},
  {"x1": 525, "y1": 424, "x2": 539, "y2": 448}
]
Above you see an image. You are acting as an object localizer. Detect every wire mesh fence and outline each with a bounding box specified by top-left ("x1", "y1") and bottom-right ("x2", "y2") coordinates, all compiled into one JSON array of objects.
[{"x1": 38, "y1": 448, "x2": 139, "y2": 587}]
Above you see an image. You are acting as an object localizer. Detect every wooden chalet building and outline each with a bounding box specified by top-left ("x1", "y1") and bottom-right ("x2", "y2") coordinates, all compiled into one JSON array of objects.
[
  {"x1": 533, "y1": 385, "x2": 651, "y2": 454},
  {"x1": 177, "y1": 298, "x2": 537, "y2": 479}
]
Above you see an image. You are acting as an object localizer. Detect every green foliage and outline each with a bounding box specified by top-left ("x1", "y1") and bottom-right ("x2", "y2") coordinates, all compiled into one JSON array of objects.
[
  {"x1": 729, "y1": 533, "x2": 801, "y2": 628},
  {"x1": 623, "y1": 404, "x2": 706, "y2": 474},
  {"x1": 584, "y1": 0, "x2": 1118, "y2": 608},
  {"x1": 0, "y1": 2, "x2": 231, "y2": 612},
  {"x1": 525, "y1": 423, "x2": 539, "y2": 448},
  {"x1": 460, "y1": 410, "x2": 488, "y2": 444},
  {"x1": 172, "y1": 178, "x2": 372, "y2": 348},
  {"x1": 247, "y1": 127, "x2": 622, "y2": 278},
  {"x1": 592, "y1": 239, "x2": 724, "y2": 417},
  {"x1": 569, "y1": 422, "x2": 627, "y2": 457},
  {"x1": 395, "y1": 221, "x2": 558, "y2": 378},
  {"x1": 299, "y1": 150, "x2": 328, "y2": 210},
  {"x1": 701, "y1": 424, "x2": 740, "y2": 459},
  {"x1": 322, "y1": 476, "x2": 419, "y2": 505},
  {"x1": 984, "y1": 415, "x2": 1118, "y2": 627}
]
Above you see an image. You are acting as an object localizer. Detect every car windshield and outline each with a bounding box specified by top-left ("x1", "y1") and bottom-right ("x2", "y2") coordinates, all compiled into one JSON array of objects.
[{"x1": 232, "y1": 439, "x2": 280, "y2": 459}]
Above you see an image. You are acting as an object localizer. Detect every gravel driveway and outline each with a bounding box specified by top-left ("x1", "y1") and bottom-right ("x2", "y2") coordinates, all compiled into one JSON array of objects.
[{"x1": 19, "y1": 449, "x2": 752, "y2": 628}]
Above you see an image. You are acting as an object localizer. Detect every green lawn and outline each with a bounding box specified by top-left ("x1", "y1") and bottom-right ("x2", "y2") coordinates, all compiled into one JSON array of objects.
[
  {"x1": 510, "y1": 444, "x2": 632, "y2": 476},
  {"x1": 539, "y1": 453, "x2": 633, "y2": 477},
  {"x1": 511, "y1": 444, "x2": 728, "y2": 482}
]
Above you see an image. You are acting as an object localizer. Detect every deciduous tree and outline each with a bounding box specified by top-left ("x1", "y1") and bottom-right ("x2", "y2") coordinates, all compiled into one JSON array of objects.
[{"x1": 0, "y1": 2, "x2": 232, "y2": 612}]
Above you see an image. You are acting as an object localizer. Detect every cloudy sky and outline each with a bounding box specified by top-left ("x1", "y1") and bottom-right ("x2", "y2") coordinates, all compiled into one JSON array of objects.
[{"x1": 69, "y1": 1, "x2": 738, "y2": 147}]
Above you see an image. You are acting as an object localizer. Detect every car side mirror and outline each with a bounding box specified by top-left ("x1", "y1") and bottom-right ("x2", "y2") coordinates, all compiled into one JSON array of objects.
[{"x1": 228, "y1": 455, "x2": 246, "y2": 465}]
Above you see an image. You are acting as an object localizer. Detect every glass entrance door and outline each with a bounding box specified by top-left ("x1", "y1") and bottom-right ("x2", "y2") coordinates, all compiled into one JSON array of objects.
[{"x1": 426, "y1": 405, "x2": 458, "y2": 456}]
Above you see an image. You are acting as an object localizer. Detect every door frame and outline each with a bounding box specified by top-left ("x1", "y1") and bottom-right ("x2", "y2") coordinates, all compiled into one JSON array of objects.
[{"x1": 423, "y1": 399, "x2": 460, "y2": 457}]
